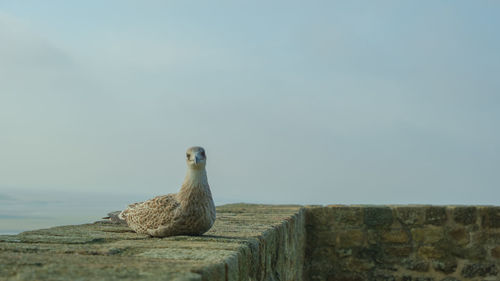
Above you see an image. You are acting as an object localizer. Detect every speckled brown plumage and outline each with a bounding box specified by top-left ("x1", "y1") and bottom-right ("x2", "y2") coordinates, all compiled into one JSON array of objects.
[{"x1": 114, "y1": 147, "x2": 216, "y2": 237}]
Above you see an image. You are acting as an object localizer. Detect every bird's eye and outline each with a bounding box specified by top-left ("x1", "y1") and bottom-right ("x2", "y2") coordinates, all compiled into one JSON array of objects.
[
  {"x1": 201, "y1": 151, "x2": 206, "y2": 157},
  {"x1": 186, "y1": 153, "x2": 190, "y2": 159}
]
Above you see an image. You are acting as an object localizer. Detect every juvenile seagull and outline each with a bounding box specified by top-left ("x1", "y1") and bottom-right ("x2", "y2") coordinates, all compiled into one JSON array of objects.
[{"x1": 105, "y1": 146, "x2": 216, "y2": 237}]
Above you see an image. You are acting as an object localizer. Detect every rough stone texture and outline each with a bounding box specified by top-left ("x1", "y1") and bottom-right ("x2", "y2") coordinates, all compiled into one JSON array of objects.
[
  {"x1": 305, "y1": 205, "x2": 500, "y2": 281},
  {"x1": 2, "y1": 204, "x2": 499, "y2": 281},
  {"x1": 480, "y1": 206, "x2": 500, "y2": 228},
  {"x1": 0, "y1": 204, "x2": 305, "y2": 281},
  {"x1": 453, "y1": 207, "x2": 477, "y2": 225}
]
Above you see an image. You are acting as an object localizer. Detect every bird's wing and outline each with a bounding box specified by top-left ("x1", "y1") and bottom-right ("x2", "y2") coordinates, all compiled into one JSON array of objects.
[
  {"x1": 119, "y1": 202, "x2": 142, "y2": 220},
  {"x1": 121, "y1": 194, "x2": 180, "y2": 234}
]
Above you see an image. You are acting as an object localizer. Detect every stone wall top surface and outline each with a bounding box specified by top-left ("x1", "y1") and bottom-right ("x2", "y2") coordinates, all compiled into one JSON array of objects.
[{"x1": 0, "y1": 204, "x2": 305, "y2": 281}]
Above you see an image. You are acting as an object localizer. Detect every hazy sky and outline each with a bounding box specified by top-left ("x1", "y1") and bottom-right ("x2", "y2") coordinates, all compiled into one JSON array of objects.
[{"x1": 1, "y1": 1, "x2": 499, "y2": 205}]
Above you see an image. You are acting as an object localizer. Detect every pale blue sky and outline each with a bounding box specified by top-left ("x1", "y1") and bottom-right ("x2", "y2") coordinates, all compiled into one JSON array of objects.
[{"x1": 1, "y1": 1, "x2": 499, "y2": 209}]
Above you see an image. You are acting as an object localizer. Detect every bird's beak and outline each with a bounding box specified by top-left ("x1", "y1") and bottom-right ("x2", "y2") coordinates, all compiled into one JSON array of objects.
[{"x1": 194, "y1": 155, "x2": 200, "y2": 164}]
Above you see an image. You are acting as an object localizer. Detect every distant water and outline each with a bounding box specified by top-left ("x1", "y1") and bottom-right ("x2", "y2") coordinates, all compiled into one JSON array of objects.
[
  {"x1": 0, "y1": 189, "x2": 160, "y2": 234},
  {"x1": 0, "y1": 189, "x2": 235, "y2": 235}
]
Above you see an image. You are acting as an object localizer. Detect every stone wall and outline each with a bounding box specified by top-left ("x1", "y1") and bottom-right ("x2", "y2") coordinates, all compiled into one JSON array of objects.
[
  {"x1": 0, "y1": 204, "x2": 306, "y2": 281},
  {"x1": 1, "y1": 204, "x2": 499, "y2": 280},
  {"x1": 305, "y1": 205, "x2": 500, "y2": 281}
]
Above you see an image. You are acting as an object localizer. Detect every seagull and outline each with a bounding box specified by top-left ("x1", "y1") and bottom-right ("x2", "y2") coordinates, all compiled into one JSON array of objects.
[{"x1": 104, "y1": 146, "x2": 216, "y2": 237}]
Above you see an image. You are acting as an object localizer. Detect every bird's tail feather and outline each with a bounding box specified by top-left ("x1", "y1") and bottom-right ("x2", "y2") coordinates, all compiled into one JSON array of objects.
[{"x1": 102, "y1": 211, "x2": 127, "y2": 224}]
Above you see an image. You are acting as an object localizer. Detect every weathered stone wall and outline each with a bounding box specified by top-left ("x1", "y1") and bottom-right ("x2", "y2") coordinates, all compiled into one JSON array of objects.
[
  {"x1": 1, "y1": 204, "x2": 498, "y2": 280},
  {"x1": 305, "y1": 205, "x2": 500, "y2": 281},
  {"x1": 0, "y1": 204, "x2": 305, "y2": 281}
]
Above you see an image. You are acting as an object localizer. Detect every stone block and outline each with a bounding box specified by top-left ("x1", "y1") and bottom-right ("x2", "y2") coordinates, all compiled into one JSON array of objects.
[
  {"x1": 364, "y1": 206, "x2": 393, "y2": 228},
  {"x1": 336, "y1": 247, "x2": 353, "y2": 258},
  {"x1": 309, "y1": 230, "x2": 336, "y2": 247},
  {"x1": 459, "y1": 245, "x2": 487, "y2": 260},
  {"x1": 356, "y1": 244, "x2": 384, "y2": 263},
  {"x1": 402, "y1": 258, "x2": 430, "y2": 272},
  {"x1": 447, "y1": 227, "x2": 469, "y2": 246},
  {"x1": 395, "y1": 206, "x2": 426, "y2": 226},
  {"x1": 366, "y1": 229, "x2": 380, "y2": 245},
  {"x1": 309, "y1": 245, "x2": 336, "y2": 263},
  {"x1": 381, "y1": 229, "x2": 410, "y2": 244},
  {"x1": 461, "y1": 262, "x2": 498, "y2": 278},
  {"x1": 384, "y1": 245, "x2": 413, "y2": 258},
  {"x1": 425, "y1": 206, "x2": 447, "y2": 226},
  {"x1": 491, "y1": 245, "x2": 500, "y2": 258},
  {"x1": 344, "y1": 257, "x2": 375, "y2": 271},
  {"x1": 453, "y1": 206, "x2": 477, "y2": 225},
  {"x1": 432, "y1": 257, "x2": 457, "y2": 274},
  {"x1": 411, "y1": 226, "x2": 443, "y2": 244},
  {"x1": 483, "y1": 231, "x2": 500, "y2": 243},
  {"x1": 418, "y1": 246, "x2": 445, "y2": 259},
  {"x1": 306, "y1": 207, "x2": 335, "y2": 228},
  {"x1": 331, "y1": 206, "x2": 364, "y2": 227},
  {"x1": 372, "y1": 268, "x2": 396, "y2": 281},
  {"x1": 480, "y1": 206, "x2": 500, "y2": 228},
  {"x1": 338, "y1": 229, "x2": 365, "y2": 247}
]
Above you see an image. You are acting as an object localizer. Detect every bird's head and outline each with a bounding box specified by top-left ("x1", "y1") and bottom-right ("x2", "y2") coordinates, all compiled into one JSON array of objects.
[{"x1": 186, "y1": 146, "x2": 207, "y2": 169}]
